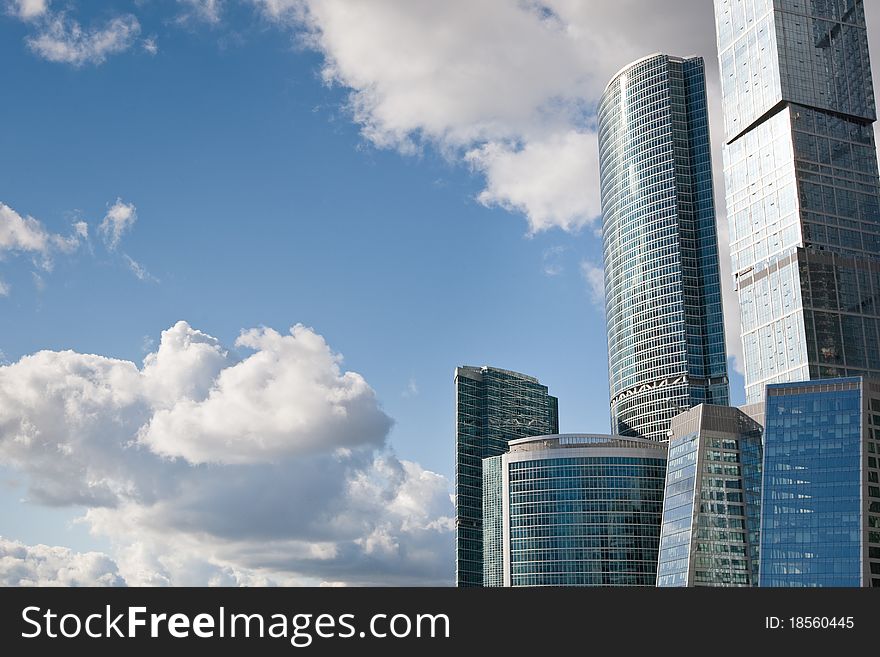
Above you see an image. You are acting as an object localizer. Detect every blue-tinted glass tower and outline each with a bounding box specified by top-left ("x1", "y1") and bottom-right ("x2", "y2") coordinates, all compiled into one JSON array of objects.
[
  {"x1": 599, "y1": 54, "x2": 730, "y2": 442},
  {"x1": 483, "y1": 434, "x2": 667, "y2": 587},
  {"x1": 760, "y1": 377, "x2": 880, "y2": 587},
  {"x1": 714, "y1": 0, "x2": 880, "y2": 403},
  {"x1": 454, "y1": 366, "x2": 558, "y2": 587}
]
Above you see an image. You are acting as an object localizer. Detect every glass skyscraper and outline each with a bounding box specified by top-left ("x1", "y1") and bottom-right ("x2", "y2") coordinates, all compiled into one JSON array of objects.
[
  {"x1": 483, "y1": 434, "x2": 667, "y2": 587},
  {"x1": 657, "y1": 404, "x2": 763, "y2": 587},
  {"x1": 599, "y1": 54, "x2": 730, "y2": 442},
  {"x1": 714, "y1": 0, "x2": 880, "y2": 403},
  {"x1": 482, "y1": 454, "x2": 505, "y2": 587},
  {"x1": 454, "y1": 366, "x2": 558, "y2": 587},
  {"x1": 760, "y1": 377, "x2": 880, "y2": 587}
]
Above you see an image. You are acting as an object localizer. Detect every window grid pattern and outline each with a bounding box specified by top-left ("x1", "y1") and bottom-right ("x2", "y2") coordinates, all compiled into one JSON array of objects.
[
  {"x1": 657, "y1": 405, "x2": 763, "y2": 586},
  {"x1": 760, "y1": 378, "x2": 863, "y2": 586},
  {"x1": 454, "y1": 366, "x2": 558, "y2": 587},
  {"x1": 482, "y1": 455, "x2": 504, "y2": 587},
  {"x1": 507, "y1": 455, "x2": 667, "y2": 587},
  {"x1": 715, "y1": 0, "x2": 880, "y2": 404},
  {"x1": 865, "y1": 387, "x2": 880, "y2": 587},
  {"x1": 599, "y1": 54, "x2": 730, "y2": 442}
]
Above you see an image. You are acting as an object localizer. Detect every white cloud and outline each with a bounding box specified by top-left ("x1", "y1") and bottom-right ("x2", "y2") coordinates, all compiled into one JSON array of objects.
[
  {"x1": 250, "y1": 0, "x2": 299, "y2": 21},
  {"x1": 123, "y1": 254, "x2": 157, "y2": 283},
  {"x1": 468, "y1": 131, "x2": 601, "y2": 233},
  {"x1": 143, "y1": 38, "x2": 158, "y2": 56},
  {"x1": 99, "y1": 199, "x2": 137, "y2": 250},
  {"x1": 0, "y1": 537, "x2": 125, "y2": 586},
  {"x1": 580, "y1": 260, "x2": 605, "y2": 312},
  {"x1": 27, "y1": 13, "x2": 140, "y2": 67},
  {"x1": 0, "y1": 321, "x2": 453, "y2": 585},
  {"x1": 0, "y1": 201, "x2": 87, "y2": 289},
  {"x1": 7, "y1": 0, "x2": 49, "y2": 21},
  {"x1": 0, "y1": 201, "x2": 50, "y2": 253},
  {"x1": 140, "y1": 323, "x2": 392, "y2": 464},
  {"x1": 72, "y1": 220, "x2": 88, "y2": 239},
  {"x1": 178, "y1": 0, "x2": 223, "y2": 24},
  {"x1": 0, "y1": 199, "x2": 147, "y2": 296}
]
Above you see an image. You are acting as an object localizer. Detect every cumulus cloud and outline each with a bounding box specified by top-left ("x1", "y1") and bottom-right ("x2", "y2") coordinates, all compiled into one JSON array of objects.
[
  {"x1": 99, "y1": 199, "x2": 137, "y2": 250},
  {"x1": 140, "y1": 323, "x2": 392, "y2": 464},
  {"x1": 0, "y1": 537, "x2": 125, "y2": 586},
  {"x1": 26, "y1": 13, "x2": 140, "y2": 67},
  {"x1": 6, "y1": 0, "x2": 48, "y2": 21},
  {"x1": 0, "y1": 321, "x2": 453, "y2": 585},
  {"x1": 468, "y1": 131, "x2": 601, "y2": 233}
]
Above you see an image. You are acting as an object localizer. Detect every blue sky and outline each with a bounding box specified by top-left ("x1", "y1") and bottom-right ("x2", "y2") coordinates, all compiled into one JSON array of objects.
[{"x1": 0, "y1": 0, "x2": 758, "y2": 585}]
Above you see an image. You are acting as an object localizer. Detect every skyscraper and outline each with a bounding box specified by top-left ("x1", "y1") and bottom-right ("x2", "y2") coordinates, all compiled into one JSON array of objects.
[
  {"x1": 657, "y1": 404, "x2": 763, "y2": 587},
  {"x1": 454, "y1": 366, "x2": 558, "y2": 587},
  {"x1": 599, "y1": 54, "x2": 730, "y2": 442},
  {"x1": 483, "y1": 434, "x2": 667, "y2": 587},
  {"x1": 760, "y1": 377, "x2": 880, "y2": 587},
  {"x1": 714, "y1": 0, "x2": 880, "y2": 403}
]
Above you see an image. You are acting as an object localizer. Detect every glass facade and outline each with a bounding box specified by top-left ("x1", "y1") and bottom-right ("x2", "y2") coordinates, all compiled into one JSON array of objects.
[
  {"x1": 599, "y1": 54, "x2": 730, "y2": 441},
  {"x1": 482, "y1": 454, "x2": 504, "y2": 587},
  {"x1": 714, "y1": 0, "x2": 880, "y2": 403},
  {"x1": 760, "y1": 377, "x2": 880, "y2": 587},
  {"x1": 491, "y1": 434, "x2": 667, "y2": 587},
  {"x1": 454, "y1": 366, "x2": 559, "y2": 587},
  {"x1": 657, "y1": 404, "x2": 763, "y2": 587}
]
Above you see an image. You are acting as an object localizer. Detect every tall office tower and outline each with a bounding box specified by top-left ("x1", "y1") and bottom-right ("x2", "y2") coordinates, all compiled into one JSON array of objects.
[
  {"x1": 599, "y1": 54, "x2": 730, "y2": 442},
  {"x1": 714, "y1": 0, "x2": 880, "y2": 403},
  {"x1": 482, "y1": 455, "x2": 505, "y2": 587},
  {"x1": 760, "y1": 378, "x2": 880, "y2": 587},
  {"x1": 657, "y1": 404, "x2": 763, "y2": 587},
  {"x1": 454, "y1": 366, "x2": 559, "y2": 587},
  {"x1": 483, "y1": 434, "x2": 667, "y2": 586}
]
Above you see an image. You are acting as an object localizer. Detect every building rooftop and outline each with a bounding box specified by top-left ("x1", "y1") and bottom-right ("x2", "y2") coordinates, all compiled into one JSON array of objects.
[
  {"x1": 455, "y1": 365, "x2": 540, "y2": 384},
  {"x1": 603, "y1": 52, "x2": 701, "y2": 95},
  {"x1": 508, "y1": 433, "x2": 666, "y2": 453}
]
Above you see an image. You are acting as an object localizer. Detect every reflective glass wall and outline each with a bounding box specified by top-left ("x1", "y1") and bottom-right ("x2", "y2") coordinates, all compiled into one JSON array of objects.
[
  {"x1": 599, "y1": 54, "x2": 730, "y2": 440},
  {"x1": 760, "y1": 377, "x2": 880, "y2": 586},
  {"x1": 657, "y1": 405, "x2": 763, "y2": 586},
  {"x1": 498, "y1": 435, "x2": 667, "y2": 586},
  {"x1": 714, "y1": 0, "x2": 880, "y2": 403},
  {"x1": 454, "y1": 366, "x2": 558, "y2": 587}
]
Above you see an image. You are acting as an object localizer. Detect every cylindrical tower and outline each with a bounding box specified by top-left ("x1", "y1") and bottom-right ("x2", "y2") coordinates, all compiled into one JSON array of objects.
[
  {"x1": 483, "y1": 434, "x2": 667, "y2": 587},
  {"x1": 598, "y1": 53, "x2": 730, "y2": 441}
]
